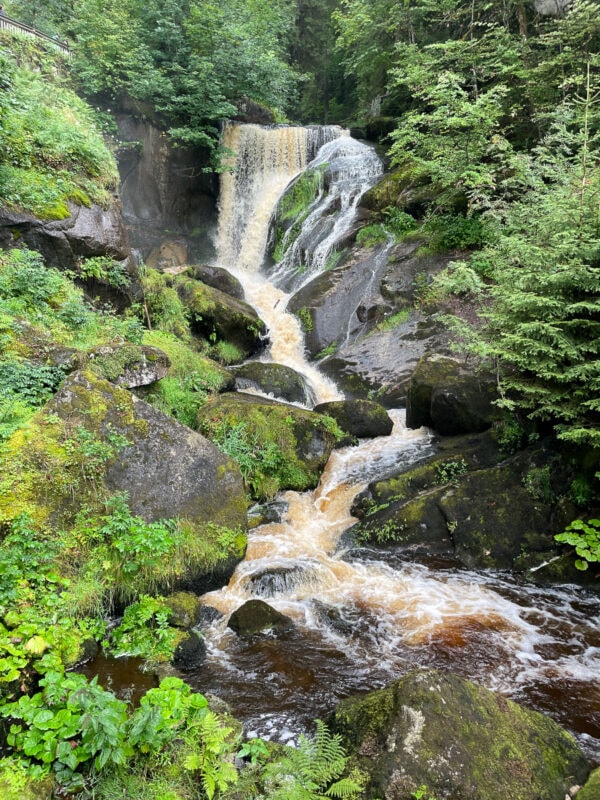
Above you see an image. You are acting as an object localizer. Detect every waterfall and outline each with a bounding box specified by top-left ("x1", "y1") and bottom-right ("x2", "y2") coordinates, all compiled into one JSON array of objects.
[
  {"x1": 214, "y1": 122, "x2": 348, "y2": 404},
  {"x1": 267, "y1": 135, "x2": 384, "y2": 293}
]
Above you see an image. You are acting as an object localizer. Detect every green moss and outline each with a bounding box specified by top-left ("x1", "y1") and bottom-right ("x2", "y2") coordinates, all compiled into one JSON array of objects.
[{"x1": 197, "y1": 396, "x2": 339, "y2": 501}]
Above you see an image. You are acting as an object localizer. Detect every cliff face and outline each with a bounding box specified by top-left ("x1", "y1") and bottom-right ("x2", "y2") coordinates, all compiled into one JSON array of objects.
[{"x1": 115, "y1": 114, "x2": 219, "y2": 268}]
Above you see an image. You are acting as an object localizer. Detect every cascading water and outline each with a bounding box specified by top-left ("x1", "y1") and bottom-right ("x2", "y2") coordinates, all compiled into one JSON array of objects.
[
  {"x1": 201, "y1": 122, "x2": 600, "y2": 761},
  {"x1": 266, "y1": 136, "x2": 384, "y2": 293}
]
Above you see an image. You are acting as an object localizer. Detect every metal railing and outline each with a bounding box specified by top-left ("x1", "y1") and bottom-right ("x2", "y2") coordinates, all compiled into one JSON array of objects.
[{"x1": 0, "y1": 13, "x2": 71, "y2": 55}]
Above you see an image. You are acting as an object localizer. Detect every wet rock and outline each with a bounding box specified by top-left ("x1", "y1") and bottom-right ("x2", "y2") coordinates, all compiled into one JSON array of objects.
[
  {"x1": 175, "y1": 275, "x2": 268, "y2": 362},
  {"x1": 248, "y1": 500, "x2": 290, "y2": 528},
  {"x1": 246, "y1": 562, "x2": 320, "y2": 598},
  {"x1": 312, "y1": 600, "x2": 358, "y2": 637},
  {"x1": 227, "y1": 599, "x2": 295, "y2": 635},
  {"x1": 116, "y1": 113, "x2": 218, "y2": 265},
  {"x1": 196, "y1": 605, "x2": 224, "y2": 630},
  {"x1": 321, "y1": 312, "x2": 447, "y2": 407},
  {"x1": 329, "y1": 668, "x2": 590, "y2": 800},
  {"x1": 172, "y1": 630, "x2": 206, "y2": 671},
  {"x1": 233, "y1": 97, "x2": 276, "y2": 124},
  {"x1": 406, "y1": 353, "x2": 498, "y2": 435},
  {"x1": 231, "y1": 362, "x2": 315, "y2": 405},
  {"x1": 164, "y1": 592, "x2": 204, "y2": 629},
  {"x1": 287, "y1": 245, "x2": 394, "y2": 359},
  {"x1": 186, "y1": 264, "x2": 245, "y2": 300},
  {"x1": 84, "y1": 344, "x2": 170, "y2": 388},
  {"x1": 314, "y1": 399, "x2": 393, "y2": 439}
]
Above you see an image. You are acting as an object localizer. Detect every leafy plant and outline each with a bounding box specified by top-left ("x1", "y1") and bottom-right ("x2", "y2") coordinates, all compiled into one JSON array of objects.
[
  {"x1": 262, "y1": 719, "x2": 362, "y2": 799},
  {"x1": 356, "y1": 224, "x2": 388, "y2": 248},
  {"x1": 555, "y1": 518, "x2": 600, "y2": 571},
  {"x1": 104, "y1": 595, "x2": 179, "y2": 663},
  {"x1": 435, "y1": 459, "x2": 468, "y2": 484},
  {"x1": 78, "y1": 256, "x2": 130, "y2": 288}
]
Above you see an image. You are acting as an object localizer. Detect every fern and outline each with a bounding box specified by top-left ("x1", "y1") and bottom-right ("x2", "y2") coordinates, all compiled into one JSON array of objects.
[
  {"x1": 262, "y1": 720, "x2": 362, "y2": 800},
  {"x1": 183, "y1": 710, "x2": 238, "y2": 799}
]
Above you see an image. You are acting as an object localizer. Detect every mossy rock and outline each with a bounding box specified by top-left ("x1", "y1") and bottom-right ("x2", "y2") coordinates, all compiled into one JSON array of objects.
[
  {"x1": 227, "y1": 599, "x2": 295, "y2": 635},
  {"x1": 174, "y1": 275, "x2": 268, "y2": 361},
  {"x1": 84, "y1": 343, "x2": 170, "y2": 387},
  {"x1": 406, "y1": 354, "x2": 498, "y2": 435},
  {"x1": 186, "y1": 264, "x2": 245, "y2": 299},
  {"x1": 314, "y1": 399, "x2": 393, "y2": 439},
  {"x1": 231, "y1": 361, "x2": 316, "y2": 405},
  {"x1": 196, "y1": 392, "x2": 341, "y2": 499},
  {"x1": 578, "y1": 767, "x2": 600, "y2": 800},
  {"x1": 172, "y1": 629, "x2": 206, "y2": 671},
  {"x1": 329, "y1": 668, "x2": 590, "y2": 800},
  {"x1": 164, "y1": 591, "x2": 204, "y2": 629},
  {"x1": 0, "y1": 769, "x2": 54, "y2": 800},
  {"x1": 0, "y1": 371, "x2": 248, "y2": 575},
  {"x1": 360, "y1": 163, "x2": 439, "y2": 216}
]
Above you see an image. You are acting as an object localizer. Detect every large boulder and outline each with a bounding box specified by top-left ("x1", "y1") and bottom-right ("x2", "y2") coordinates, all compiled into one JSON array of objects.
[
  {"x1": 406, "y1": 354, "x2": 498, "y2": 434},
  {"x1": 0, "y1": 371, "x2": 248, "y2": 590},
  {"x1": 175, "y1": 275, "x2": 268, "y2": 361},
  {"x1": 186, "y1": 264, "x2": 245, "y2": 300},
  {"x1": 314, "y1": 399, "x2": 393, "y2": 439},
  {"x1": 0, "y1": 201, "x2": 133, "y2": 274},
  {"x1": 196, "y1": 392, "x2": 341, "y2": 499},
  {"x1": 329, "y1": 668, "x2": 589, "y2": 800},
  {"x1": 231, "y1": 361, "x2": 316, "y2": 405},
  {"x1": 344, "y1": 433, "x2": 583, "y2": 576}
]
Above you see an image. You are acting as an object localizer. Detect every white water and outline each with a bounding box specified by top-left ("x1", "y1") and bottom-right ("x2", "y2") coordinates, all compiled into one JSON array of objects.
[{"x1": 204, "y1": 123, "x2": 600, "y2": 759}]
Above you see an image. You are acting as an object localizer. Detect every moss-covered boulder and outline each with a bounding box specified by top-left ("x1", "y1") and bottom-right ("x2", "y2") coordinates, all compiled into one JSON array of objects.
[
  {"x1": 227, "y1": 599, "x2": 295, "y2": 635},
  {"x1": 360, "y1": 163, "x2": 439, "y2": 217},
  {"x1": 345, "y1": 433, "x2": 584, "y2": 576},
  {"x1": 186, "y1": 264, "x2": 245, "y2": 299},
  {"x1": 84, "y1": 343, "x2": 170, "y2": 388},
  {"x1": 0, "y1": 767, "x2": 54, "y2": 800},
  {"x1": 314, "y1": 399, "x2": 393, "y2": 439},
  {"x1": 406, "y1": 354, "x2": 498, "y2": 435},
  {"x1": 0, "y1": 369, "x2": 247, "y2": 542},
  {"x1": 175, "y1": 275, "x2": 267, "y2": 362},
  {"x1": 196, "y1": 392, "x2": 341, "y2": 500},
  {"x1": 329, "y1": 668, "x2": 589, "y2": 800},
  {"x1": 230, "y1": 361, "x2": 316, "y2": 405}
]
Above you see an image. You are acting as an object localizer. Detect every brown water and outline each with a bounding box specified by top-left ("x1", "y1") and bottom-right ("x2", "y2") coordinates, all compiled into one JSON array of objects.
[{"x1": 185, "y1": 414, "x2": 600, "y2": 763}]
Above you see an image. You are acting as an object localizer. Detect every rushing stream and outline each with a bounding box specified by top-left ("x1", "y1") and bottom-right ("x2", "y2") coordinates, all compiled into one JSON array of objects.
[
  {"x1": 191, "y1": 122, "x2": 600, "y2": 762},
  {"x1": 86, "y1": 123, "x2": 600, "y2": 765}
]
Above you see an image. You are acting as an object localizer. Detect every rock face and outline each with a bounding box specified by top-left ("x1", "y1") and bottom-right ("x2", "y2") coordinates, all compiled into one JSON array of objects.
[
  {"x1": 231, "y1": 361, "x2": 316, "y2": 405},
  {"x1": 329, "y1": 668, "x2": 589, "y2": 800},
  {"x1": 344, "y1": 432, "x2": 577, "y2": 571},
  {"x1": 0, "y1": 202, "x2": 135, "y2": 279},
  {"x1": 406, "y1": 354, "x2": 498, "y2": 435},
  {"x1": 227, "y1": 599, "x2": 295, "y2": 635},
  {"x1": 314, "y1": 399, "x2": 393, "y2": 439},
  {"x1": 84, "y1": 344, "x2": 170, "y2": 388},
  {"x1": 116, "y1": 114, "x2": 218, "y2": 264}
]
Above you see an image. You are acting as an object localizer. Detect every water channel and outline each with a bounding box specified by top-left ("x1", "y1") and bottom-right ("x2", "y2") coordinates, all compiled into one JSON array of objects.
[{"x1": 180, "y1": 122, "x2": 600, "y2": 763}]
